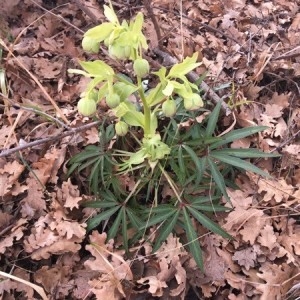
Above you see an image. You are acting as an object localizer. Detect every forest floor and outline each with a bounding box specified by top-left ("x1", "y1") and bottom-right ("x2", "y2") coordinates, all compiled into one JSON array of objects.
[{"x1": 0, "y1": 0, "x2": 300, "y2": 299}]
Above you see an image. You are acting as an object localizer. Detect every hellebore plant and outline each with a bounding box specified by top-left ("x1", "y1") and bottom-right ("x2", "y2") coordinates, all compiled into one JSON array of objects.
[
  {"x1": 68, "y1": 3, "x2": 280, "y2": 271},
  {"x1": 68, "y1": 3, "x2": 203, "y2": 173}
]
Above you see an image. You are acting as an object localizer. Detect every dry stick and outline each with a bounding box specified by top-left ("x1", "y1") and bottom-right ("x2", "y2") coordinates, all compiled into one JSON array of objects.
[
  {"x1": 153, "y1": 48, "x2": 231, "y2": 115},
  {"x1": 0, "y1": 121, "x2": 101, "y2": 158},
  {"x1": 143, "y1": 0, "x2": 162, "y2": 47},
  {"x1": 70, "y1": 0, "x2": 99, "y2": 24}
]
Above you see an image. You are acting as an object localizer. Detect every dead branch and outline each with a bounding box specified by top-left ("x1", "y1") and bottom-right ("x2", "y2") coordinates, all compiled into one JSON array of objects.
[{"x1": 0, "y1": 121, "x2": 101, "y2": 158}]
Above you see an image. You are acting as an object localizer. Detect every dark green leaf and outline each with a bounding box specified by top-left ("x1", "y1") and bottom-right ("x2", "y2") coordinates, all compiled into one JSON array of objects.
[
  {"x1": 210, "y1": 153, "x2": 272, "y2": 178},
  {"x1": 207, "y1": 158, "x2": 230, "y2": 202},
  {"x1": 152, "y1": 210, "x2": 180, "y2": 253},
  {"x1": 107, "y1": 208, "x2": 123, "y2": 240},
  {"x1": 211, "y1": 148, "x2": 280, "y2": 158},
  {"x1": 209, "y1": 126, "x2": 268, "y2": 149},
  {"x1": 87, "y1": 206, "x2": 120, "y2": 231},
  {"x1": 182, "y1": 207, "x2": 203, "y2": 270},
  {"x1": 122, "y1": 207, "x2": 129, "y2": 252},
  {"x1": 206, "y1": 101, "x2": 222, "y2": 137},
  {"x1": 187, "y1": 206, "x2": 231, "y2": 239}
]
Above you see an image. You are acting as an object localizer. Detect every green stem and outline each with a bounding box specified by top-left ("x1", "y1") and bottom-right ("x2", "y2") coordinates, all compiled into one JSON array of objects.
[{"x1": 137, "y1": 76, "x2": 151, "y2": 135}]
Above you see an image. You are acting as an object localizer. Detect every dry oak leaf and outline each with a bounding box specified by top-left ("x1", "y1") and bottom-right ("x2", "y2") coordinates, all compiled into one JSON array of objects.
[
  {"x1": 20, "y1": 177, "x2": 46, "y2": 219},
  {"x1": 256, "y1": 263, "x2": 297, "y2": 300},
  {"x1": 24, "y1": 213, "x2": 85, "y2": 260},
  {"x1": 257, "y1": 224, "x2": 277, "y2": 251},
  {"x1": 84, "y1": 231, "x2": 132, "y2": 299},
  {"x1": 232, "y1": 247, "x2": 257, "y2": 271},
  {"x1": 0, "y1": 160, "x2": 25, "y2": 197},
  {"x1": 0, "y1": 268, "x2": 34, "y2": 299},
  {"x1": 137, "y1": 276, "x2": 168, "y2": 297},
  {"x1": 59, "y1": 179, "x2": 82, "y2": 210},
  {"x1": 0, "y1": 218, "x2": 27, "y2": 254},
  {"x1": 257, "y1": 177, "x2": 294, "y2": 203},
  {"x1": 224, "y1": 207, "x2": 266, "y2": 244}
]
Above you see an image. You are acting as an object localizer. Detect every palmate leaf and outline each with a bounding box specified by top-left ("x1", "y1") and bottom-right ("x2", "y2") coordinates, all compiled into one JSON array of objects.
[
  {"x1": 209, "y1": 126, "x2": 268, "y2": 150},
  {"x1": 207, "y1": 158, "x2": 230, "y2": 202},
  {"x1": 182, "y1": 207, "x2": 203, "y2": 270},
  {"x1": 187, "y1": 206, "x2": 231, "y2": 239},
  {"x1": 121, "y1": 207, "x2": 129, "y2": 252},
  {"x1": 87, "y1": 206, "x2": 120, "y2": 231},
  {"x1": 211, "y1": 148, "x2": 280, "y2": 158},
  {"x1": 107, "y1": 207, "x2": 123, "y2": 240},
  {"x1": 142, "y1": 206, "x2": 176, "y2": 229},
  {"x1": 152, "y1": 209, "x2": 180, "y2": 253},
  {"x1": 182, "y1": 145, "x2": 204, "y2": 185},
  {"x1": 210, "y1": 153, "x2": 272, "y2": 178},
  {"x1": 206, "y1": 101, "x2": 222, "y2": 137}
]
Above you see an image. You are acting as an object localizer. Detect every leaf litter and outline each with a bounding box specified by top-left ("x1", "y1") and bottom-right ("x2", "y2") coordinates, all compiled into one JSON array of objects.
[{"x1": 0, "y1": 0, "x2": 300, "y2": 299}]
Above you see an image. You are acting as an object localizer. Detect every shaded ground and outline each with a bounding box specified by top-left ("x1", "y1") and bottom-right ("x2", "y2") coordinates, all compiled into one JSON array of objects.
[{"x1": 0, "y1": 0, "x2": 299, "y2": 299}]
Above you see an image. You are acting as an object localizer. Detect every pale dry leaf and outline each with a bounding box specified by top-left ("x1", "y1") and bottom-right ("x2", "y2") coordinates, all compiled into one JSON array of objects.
[
  {"x1": 85, "y1": 127, "x2": 100, "y2": 144},
  {"x1": 257, "y1": 224, "x2": 277, "y2": 251},
  {"x1": 232, "y1": 248, "x2": 257, "y2": 270},
  {"x1": 0, "y1": 268, "x2": 34, "y2": 299},
  {"x1": 89, "y1": 276, "x2": 124, "y2": 300},
  {"x1": 59, "y1": 179, "x2": 83, "y2": 210},
  {"x1": 257, "y1": 178, "x2": 294, "y2": 203},
  {"x1": 24, "y1": 213, "x2": 85, "y2": 260},
  {"x1": 256, "y1": 263, "x2": 297, "y2": 300},
  {"x1": 84, "y1": 231, "x2": 132, "y2": 299},
  {"x1": 203, "y1": 235, "x2": 228, "y2": 281},
  {"x1": 0, "y1": 218, "x2": 27, "y2": 254},
  {"x1": 137, "y1": 276, "x2": 168, "y2": 297},
  {"x1": 20, "y1": 177, "x2": 46, "y2": 219},
  {"x1": 0, "y1": 160, "x2": 25, "y2": 197}
]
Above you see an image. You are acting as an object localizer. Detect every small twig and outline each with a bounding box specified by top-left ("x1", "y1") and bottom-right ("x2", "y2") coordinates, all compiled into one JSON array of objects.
[
  {"x1": 273, "y1": 45, "x2": 300, "y2": 61},
  {"x1": 143, "y1": 0, "x2": 162, "y2": 47},
  {"x1": 0, "y1": 121, "x2": 101, "y2": 158},
  {"x1": 70, "y1": 0, "x2": 99, "y2": 24},
  {"x1": 29, "y1": 0, "x2": 84, "y2": 34},
  {"x1": 153, "y1": 48, "x2": 231, "y2": 115}
]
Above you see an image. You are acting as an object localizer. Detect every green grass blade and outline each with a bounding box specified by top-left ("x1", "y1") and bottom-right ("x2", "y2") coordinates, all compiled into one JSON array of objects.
[
  {"x1": 87, "y1": 206, "x2": 120, "y2": 231},
  {"x1": 187, "y1": 206, "x2": 231, "y2": 239},
  {"x1": 206, "y1": 101, "x2": 222, "y2": 137},
  {"x1": 182, "y1": 207, "x2": 203, "y2": 271},
  {"x1": 207, "y1": 158, "x2": 230, "y2": 202},
  {"x1": 211, "y1": 148, "x2": 281, "y2": 158},
  {"x1": 152, "y1": 210, "x2": 180, "y2": 253},
  {"x1": 211, "y1": 153, "x2": 271, "y2": 178},
  {"x1": 209, "y1": 126, "x2": 268, "y2": 149}
]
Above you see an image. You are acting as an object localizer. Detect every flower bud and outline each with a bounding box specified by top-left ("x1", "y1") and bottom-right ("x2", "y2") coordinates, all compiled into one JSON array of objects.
[
  {"x1": 162, "y1": 99, "x2": 176, "y2": 117},
  {"x1": 183, "y1": 93, "x2": 203, "y2": 110},
  {"x1": 133, "y1": 58, "x2": 149, "y2": 78},
  {"x1": 115, "y1": 121, "x2": 128, "y2": 136},
  {"x1": 109, "y1": 44, "x2": 131, "y2": 60},
  {"x1": 106, "y1": 93, "x2": 121, "y2": 108},
  {"x1": 82, "y1": 37, "x2": 99, "y2": 53},
  {"x1": 77, "y1": 98, "x2": 97, "y2": 116}
]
